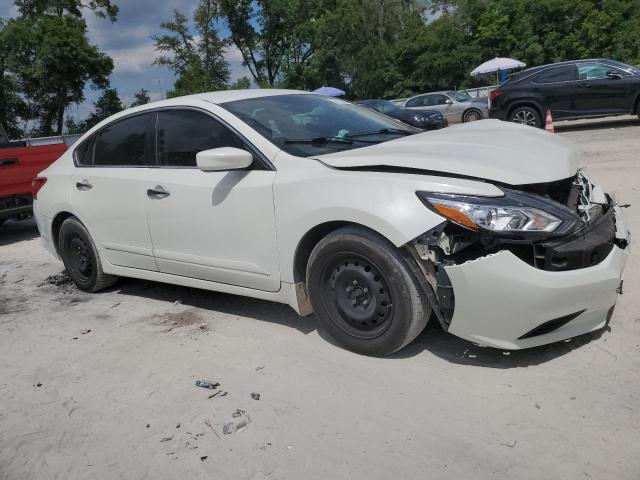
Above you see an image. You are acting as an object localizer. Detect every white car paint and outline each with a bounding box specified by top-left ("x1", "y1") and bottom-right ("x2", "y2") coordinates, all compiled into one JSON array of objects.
[{"x1": 33, "y1": 89, "x2": 629, "y2": 350}]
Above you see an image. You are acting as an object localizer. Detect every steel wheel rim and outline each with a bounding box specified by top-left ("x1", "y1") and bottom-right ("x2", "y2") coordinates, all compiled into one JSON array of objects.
[
  {"x1": 324, "y1": 254, "x2": 394, "y2": 340},
  {"x1": 512, "y1": 110, "x2": 537, "y2": 126},
  {"x1": 68, "y1": 234, "x2": 93, "y2": 281}
]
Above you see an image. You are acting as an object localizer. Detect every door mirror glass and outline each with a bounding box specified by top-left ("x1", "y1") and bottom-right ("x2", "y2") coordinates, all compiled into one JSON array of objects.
[
  {"x1": 445, "y1": 98, "x2": 454, "y2": 104},
  {"x1": 196, "y1": 147, "x2": 253, "y2": 172}
]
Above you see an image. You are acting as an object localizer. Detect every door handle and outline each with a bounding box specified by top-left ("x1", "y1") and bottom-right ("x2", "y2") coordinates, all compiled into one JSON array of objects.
[
  {"x1": 76, "y1": 180, "x2": 93, "y2": 190},
  {"x1": 147, "y1": 185, "x2": 170, "y2": 199},
  {"x1": 0, "y1": 158, "x2": 18, "y2": 166}
]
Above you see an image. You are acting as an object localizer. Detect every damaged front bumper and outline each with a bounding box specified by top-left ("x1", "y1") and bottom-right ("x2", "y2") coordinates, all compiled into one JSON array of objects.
[{"x1": 442, "y1": 206, "x2": 629, "y2": 349}]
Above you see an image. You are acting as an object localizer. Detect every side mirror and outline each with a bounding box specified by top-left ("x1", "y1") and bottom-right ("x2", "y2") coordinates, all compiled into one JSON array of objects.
[
  {"x1": 445, "y1": 98, "x2": 454, "y2": 105},
  {"x1": 607, "y1": 71, "x2": 622, "y2": 80},
  {"x1": 196, "y1": 147, "x2": 253, "y2": 172}
]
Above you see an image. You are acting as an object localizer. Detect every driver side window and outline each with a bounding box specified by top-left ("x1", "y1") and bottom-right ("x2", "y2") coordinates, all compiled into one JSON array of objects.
[
  {"x1": 156, "y1": 110, "x2": 245, "y2": 168},
  {"x1": 406, "y1": 96, "x2": 427, "y2": 108}
]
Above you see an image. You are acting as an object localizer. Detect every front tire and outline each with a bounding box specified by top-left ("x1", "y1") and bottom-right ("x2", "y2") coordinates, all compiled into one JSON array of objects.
[
  {"x1": 58, "y1": 217, "x2": 118, "y2": 292},
  {"x1": 510, "y1": 106, "x2": 542, "y2": 128},
  {"x1": 306, "y1": 226, "x2": 430, "y2": 356}
]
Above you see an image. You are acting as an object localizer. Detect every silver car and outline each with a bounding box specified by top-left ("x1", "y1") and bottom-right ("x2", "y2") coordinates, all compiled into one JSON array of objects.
[{"x1": 401, "y1": 90, "x2": 489, "y2": 124}]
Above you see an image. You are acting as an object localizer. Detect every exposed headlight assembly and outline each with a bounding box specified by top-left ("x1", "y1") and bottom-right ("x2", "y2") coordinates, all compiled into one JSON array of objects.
[{"x1": 417, "y1": 189, "x2": 580, "y2": 237}]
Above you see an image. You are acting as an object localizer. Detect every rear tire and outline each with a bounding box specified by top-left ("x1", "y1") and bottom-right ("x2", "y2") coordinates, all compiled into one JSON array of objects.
[
  {"x1": 462, "y1": 108, "x2": 482, "y2": 122},
  {"x1": 306, "y1": 226, "x2": 430, "y2": 356},
  {"x1": 58, "y1": 217, "x2": 118, "y2": 292},
  {"x1": 509, "y1": 106, "x2": 542, "y2": 128}
]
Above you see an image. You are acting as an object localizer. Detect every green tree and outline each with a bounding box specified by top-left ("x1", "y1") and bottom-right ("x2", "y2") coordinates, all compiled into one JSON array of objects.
[
  {"x1": 15, "y1": 0, "x2": 119, "y2": 21},
  {"x1": 83, "y1": 87, "x2": 123, "y2": 129},
  {"x1": 154, "y1": 0, "x2": 230, "y2": 96},
  {"x1": 1, "y1": 14, "x2": 113, "y2": 135},
  {"x1": 0, "y1": 20, "x2": 29, "y2": 138},
  {"x1": 130, "y1": 88, "x2": 150, "y2": 107}
]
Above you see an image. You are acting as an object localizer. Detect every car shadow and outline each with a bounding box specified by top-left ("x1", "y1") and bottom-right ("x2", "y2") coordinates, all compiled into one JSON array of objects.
[
  {"x1": 0, "y1": 219, "x2": 40, "y2": 247},
  {"x1": 387, "y1": 319, "x2": 609, "y2": 368},
  {"x1": 555, "y1": 116, "x2": 640, "y2": 133},
  {"x1": 113, "y1": 277, "x2": 607, "y2": 367},
  {"x1": 113, "y1": 277, "x2": 317, "y2": 335}
]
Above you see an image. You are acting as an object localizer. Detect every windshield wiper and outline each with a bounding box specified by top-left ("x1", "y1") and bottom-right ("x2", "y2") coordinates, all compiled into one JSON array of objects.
[
  {"x1": 284, "y1": 137, "x2": 354, "y2": 145},
  {"x1": 344, "y1": 128, "x2": 415, "y2": 138}
]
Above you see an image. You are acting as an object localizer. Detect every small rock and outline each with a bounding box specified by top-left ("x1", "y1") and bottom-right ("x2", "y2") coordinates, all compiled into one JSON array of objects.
[
  {"x1": 146, "y1": 423, "x2": 151, "y2": 429},
  {"x1": 570, "y1": 396, "x2": 577, "y2": 400},
  {"x1": 160, "y1": 436, "x2": 174, "y2": 443},
  {"x1": 200, "y1": 456, "x2": 208, "y2": 462},
  {"x1": 232, "y1": 409, "x2": 245, "y2": 418},
  {"x1": 197, "y1": 323, "x2": 208, "y2": 330},
  {"x1": 34, "y1": 383, "x2": 43, "y2": 388},
  {"x1": 176, "y1": 423, "x2": 181, "y2": 429},
  {"x1": 223, "y1": 419, "x2": 249, "y2": 435},
  {"x1": 535, "y1": 403, "x2": 541, "y2": 409},
  {"x1": 251, "y1": 392, "x2": 260, "y2": 401},
  {"x1": 195, "y1": 379, "x2": 220, "y2": 390},
  {"x1": 255, "y1": 365, "x2": 265, "y2": 371},
  {"x1": 286, "y1": 444, "x2": 293, "y2": 450}
]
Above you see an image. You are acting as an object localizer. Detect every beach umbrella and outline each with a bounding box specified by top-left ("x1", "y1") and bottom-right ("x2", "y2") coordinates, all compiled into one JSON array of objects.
[
  {"x1": 312, "y1": 86, "x2": 346, "y2": 97},
  {"x1": 471, "y1": 57, "x2": 526, "y2": 77}
]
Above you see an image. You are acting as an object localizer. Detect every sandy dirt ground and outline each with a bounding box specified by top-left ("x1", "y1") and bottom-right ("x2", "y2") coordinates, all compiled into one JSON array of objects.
[{"x1": 1, "y1": 116, "x2": 639, "y2": 480}]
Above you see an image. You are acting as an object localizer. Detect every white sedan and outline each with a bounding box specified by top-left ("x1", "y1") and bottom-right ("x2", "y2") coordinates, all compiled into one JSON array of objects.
[{"x1": 33, "y1": 89, "x2": 629, "y2": 355}]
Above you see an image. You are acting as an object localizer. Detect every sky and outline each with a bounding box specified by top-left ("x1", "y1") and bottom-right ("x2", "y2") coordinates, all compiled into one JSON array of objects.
[{"x1": 0, "y1": 0, "x2": 250, "y2": 123}]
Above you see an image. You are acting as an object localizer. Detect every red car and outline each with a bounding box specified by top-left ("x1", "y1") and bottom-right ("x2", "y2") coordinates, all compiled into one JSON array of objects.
[{"x1": 0, "y1": 124, "x2": 80, "y2": 227}]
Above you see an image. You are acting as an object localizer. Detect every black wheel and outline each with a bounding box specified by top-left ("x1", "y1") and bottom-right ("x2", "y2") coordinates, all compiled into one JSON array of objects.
[
  {"x1": 58, "y1": 217, "x2": 118, "y2": 292},
  {"x1": 510, "y1": 106, "x2": 542, "y2": 128},
  {"x1": 306, "y1": 226, "x2": 431, "y2": 356},
  {"x1": 462, "y1": 108, "x2": 482, "y2": 122}
]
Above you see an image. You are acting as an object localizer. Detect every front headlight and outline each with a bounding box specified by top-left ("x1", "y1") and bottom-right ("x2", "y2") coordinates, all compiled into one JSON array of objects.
[{"x1": 417, "y1": 189, "x2": 579, "y2": 235}]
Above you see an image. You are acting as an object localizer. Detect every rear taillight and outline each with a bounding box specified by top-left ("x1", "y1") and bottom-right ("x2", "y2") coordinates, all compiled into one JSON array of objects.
[
  {"x1": 489, "y1": 90, "x2": 504, "y2": 101},
  {"x1": 31, "y1": 177, "x2": 47, "y2": 200}
]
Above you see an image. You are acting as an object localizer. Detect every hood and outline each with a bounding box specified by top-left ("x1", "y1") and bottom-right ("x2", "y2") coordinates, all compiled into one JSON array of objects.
[{"x1": 313, "y1": 120, "x2": 580, "y2": 185}]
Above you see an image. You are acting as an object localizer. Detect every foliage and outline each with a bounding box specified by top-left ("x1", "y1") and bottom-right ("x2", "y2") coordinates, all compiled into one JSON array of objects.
[
  {"x1": 15, "y1": 0, "x2": 119, "y2": 21},
  {"x1": 83, "y1": 87, "x2": 124, "y2": 129},
  {"x1": 130, "y1": 88, "x2": 151, "y2": 107},
  {"x1": 154, "y1": 0, "x2": 230, "y2": 97},
  {"x1": 0, "y1": 13, "x2": 113, "y2": 135}
]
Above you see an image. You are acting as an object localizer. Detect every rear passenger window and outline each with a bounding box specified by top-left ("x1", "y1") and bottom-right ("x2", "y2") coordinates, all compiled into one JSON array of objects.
[
  {"x1": 532, "y1": 65, "x2": 578, "y2": 83},
  {"x1": 74, "y1": 136, "x2": 95, "y2": 166},
  {"x1": 94, "y1": 114, "x2": 151, "y2": 167},
  {"x1": 157, "y1": 110, "x2": 245, "y2": 167},
  {"x1": 406, "y1": 96, "x2": 425, "y2": 108}
]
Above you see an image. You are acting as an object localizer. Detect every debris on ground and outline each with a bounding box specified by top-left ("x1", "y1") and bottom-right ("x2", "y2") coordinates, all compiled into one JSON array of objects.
[
  {"x1": 251, "y1": 392, "x2": 260, "y2": 401},
  {"x1": 33, "y1": 383, "x2": 43, "y2": 388},
  {"x1": 80, "y1": 328, "x2": 91, "y2": 335},
  {"x1": 197, "y1": 323, "x2": 208, "y2": 330},
  {"x1": 195, "y1": 379, "x2": 219, "y2": 390},
  {"x1": 286, "y1": 444, "x2": 293, "y2": 450},
  {"x1": 223, "y1": 419, "x2": 249, "y2": 435},
  {"x1": 160, "y1": 436, "x2": 173, "y2": 443},
  {"x1": 14, "y1": 278, "x2": 24, "y2": 284},
  {"x1": 232, "y1": 409, "x2": 245, "y2": 418},
  {"x1": 110, "y1": 302, "x2": 121, "y2": 309},
  {"x1": 499, "y1": 440, "x2": 517, "y2": 448},
  {"x1": 176, "y1": 423, "x2": 180, "y2": 429},
  {"x1": 41, "y1": 273, "x2": 72, "y2": 287},
  {"x1": 200, "y1": 456, "x2": 208, "y2": 462},
  {"x1": 204, "y1": 419, "x2": 221, "y2": 439},
  {"x1": 208, "y1": 391, "x2": 227, "y2": 399},
  {"x1": 146, "y1": 424, "x2": 150, "y2": 429},
  {"x1": 255, "y1": 365, "x2": 265, "y2": 371}
]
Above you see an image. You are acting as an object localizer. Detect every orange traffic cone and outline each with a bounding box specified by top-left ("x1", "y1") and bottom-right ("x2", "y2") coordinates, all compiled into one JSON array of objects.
[{"x1": 545, "y1": 110, "x2": 555, "y2": 133}]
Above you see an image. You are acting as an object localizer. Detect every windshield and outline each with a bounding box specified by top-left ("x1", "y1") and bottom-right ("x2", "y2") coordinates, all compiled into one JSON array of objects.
[
  {"x1": 364, "y1": 100, "x2": 401, "y2": 114},
  {"x1": 447, "y1": 91, "x2": 472, "y2": 102},
  {"x1": 607, "y1": 60, "x2": 640, "y2": 75},
  {"x1": 221, "y1": 94, "x2": 416, "y2": 157}
]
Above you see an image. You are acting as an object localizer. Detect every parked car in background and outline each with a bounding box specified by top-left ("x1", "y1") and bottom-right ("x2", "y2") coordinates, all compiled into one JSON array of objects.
[
  {"x1": 399, "y1": 90, "x2": 489, "y2": 124},
  {"x1": 0, "y1": 126, "x2": 80, "y2": 227},
  {"x1": 489, "y1": 59, "x2": 640, "y2": 128},
  {"x1": 34, "y1": 90, "x2": 628, "y2": 355},
  {"x1": 356, "y1": 99, "x2": 448, "y2": 130}
]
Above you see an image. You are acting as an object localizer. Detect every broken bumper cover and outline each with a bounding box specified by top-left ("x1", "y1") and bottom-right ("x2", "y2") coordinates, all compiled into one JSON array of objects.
[{"x1": 444, "y1": 207, "x2": 629, "y2": 349}]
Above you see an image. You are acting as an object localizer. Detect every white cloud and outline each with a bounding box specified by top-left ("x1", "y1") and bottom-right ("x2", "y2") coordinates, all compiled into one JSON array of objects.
[{"x1": 109, "y1": 42, "x2": 159, "y2": 74}]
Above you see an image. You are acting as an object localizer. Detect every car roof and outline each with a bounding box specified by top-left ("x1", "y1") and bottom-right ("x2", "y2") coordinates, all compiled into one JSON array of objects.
[{"x1": 515, "y1": 58, "x2": 615, "y2": 76}]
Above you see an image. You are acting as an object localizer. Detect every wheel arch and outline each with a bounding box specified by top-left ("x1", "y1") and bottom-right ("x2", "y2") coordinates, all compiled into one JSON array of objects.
[
  {"x1": 51, "y1": 211, "x2": 79, "y2": 256},
  {"x1": 292, "y1": 221, "x2": 399, "y2": 285}
]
